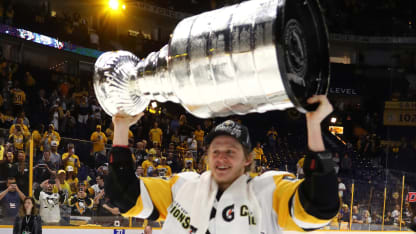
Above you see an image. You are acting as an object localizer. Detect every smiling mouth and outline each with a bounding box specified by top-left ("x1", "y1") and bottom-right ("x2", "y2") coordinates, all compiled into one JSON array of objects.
[{"x1": 216, "y1": 166, "x2": 231, "y2": 172}]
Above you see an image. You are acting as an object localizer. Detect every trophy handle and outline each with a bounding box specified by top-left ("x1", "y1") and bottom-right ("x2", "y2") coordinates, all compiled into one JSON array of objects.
[{"x1": 93, "y1": 51, "x2": 151, "y2": 116}]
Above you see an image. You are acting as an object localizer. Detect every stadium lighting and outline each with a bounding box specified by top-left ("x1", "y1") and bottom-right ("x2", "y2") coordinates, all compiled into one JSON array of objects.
[
  {"x1": 330, "y1": 117, "x2": 337, "y2": 123},
  {"x1": 108, "y1": 0, "x2": 119, "y2": 10}
]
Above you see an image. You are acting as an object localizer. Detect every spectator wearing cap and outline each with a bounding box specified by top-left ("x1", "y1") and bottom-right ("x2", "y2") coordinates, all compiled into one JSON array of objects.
[
  {"x1": 42, "y1": 124, "x2": 61, "y2": 150},
  {"x1": 33, "y1": 150, "x2": 57, "y2": 185},
  {"x1": 62, "y1": 143, "x2": 80, "y2": 175},
  {"x1": 183, "y1": 150, "x2": 194, "y2": 170},
  {"x1": 49, "y1": 141, "x2": 61, "y2": 168},
  {"x1": 34, "y1": 178, "x2": 66, "y2": 224},
  {"x1": 90, "y1": 125, "x2": 107, "y2": 157},
  {"x1": 181, "y1": 160, "x2": 196, "y2": 172},
  {"x1": 65, "y1": 166, "x2": 79, "y2": 196},
  {"x1": 56, "y1": 170, "x2": 71, "y2": 196}
]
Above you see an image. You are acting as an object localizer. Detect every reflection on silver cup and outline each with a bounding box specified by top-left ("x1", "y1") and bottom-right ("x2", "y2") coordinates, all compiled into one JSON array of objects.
[{"x1": 94, "y1": 0, "x2": 329, "y2": 118}]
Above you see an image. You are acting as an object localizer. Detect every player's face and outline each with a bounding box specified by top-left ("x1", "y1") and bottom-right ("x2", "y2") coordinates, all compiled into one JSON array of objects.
[{"x1": 208, "y1": 135, "x2": 250, "y2": 191}]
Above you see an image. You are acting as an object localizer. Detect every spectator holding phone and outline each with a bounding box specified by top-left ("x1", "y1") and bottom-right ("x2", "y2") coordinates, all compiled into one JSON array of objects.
[
  {"x1": 68, "y1": 181, "x2": 94, "y2": 216},
  {"x1": 0, "y1": 177, "x2": 26, "y2": 224},
  {"x1": 34, "y1": 150, "x2": 57, "y2": 185}
]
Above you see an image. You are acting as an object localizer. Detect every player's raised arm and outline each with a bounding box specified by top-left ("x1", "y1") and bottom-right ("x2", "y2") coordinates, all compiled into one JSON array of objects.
[
  {"x1": 295, "y1": 95, "x2": 340, "y2": 229},
  {"x1": 105, "y1": 113, "x2": 144, "y2": 213}
]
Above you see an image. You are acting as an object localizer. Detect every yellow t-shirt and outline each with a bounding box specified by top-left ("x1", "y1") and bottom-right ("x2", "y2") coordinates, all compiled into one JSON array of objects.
[
  {"x1": 90, "y1": 131, "x2": 107, "y2": 153},
  {"x1": 157, "y1": 165, "x2": 172, "y2": 177},
  {"x1": 141, "y1": 160, "x2": 154, "y2": 176},
  {"x1": 62, "y1": 153, "x2": 81, "y2": 174},
  {"x1": 65, "y1": 177, "x2": 79, "y2": 196},
  {"x1": 149, "y1": 128, "x2": 163, "y2": 144},
  {"x1": 43, "y1": 130, "x2": 61, "y2": 146},
  {"x1": 9, "y1": 123, "x2": 30, "y2": 136},
  {"x1": 194, "y1": 129, "x2": 205, "y2": 143},
  {"x1": 9, "y1": 133, "x2": 24, "y2": 150},
  {"x1": 11, "y1": 89, "x2": 26, "y2": 105},
  {"x1": 252, "y1": 147, "x2": 264, "y2": 160}
]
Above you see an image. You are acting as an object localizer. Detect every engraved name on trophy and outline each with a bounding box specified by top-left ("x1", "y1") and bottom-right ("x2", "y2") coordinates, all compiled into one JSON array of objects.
[{"x1": 93, "y1": 0, "x2": 329, "y2": 118}]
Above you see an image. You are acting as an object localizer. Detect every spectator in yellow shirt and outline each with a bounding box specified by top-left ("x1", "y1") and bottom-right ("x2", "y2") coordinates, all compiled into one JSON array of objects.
[
  {"x1": 62, "y1": 144, "x2": 80, "y2": 175},
  {"x1": 10, "y1": 84, "x2": 26, "y2": 116},
  {"x1": 194, "y1": 124, "x2": 204, "y2": 150},
  {"x1": 42, "y1": 124, "x2": 61, "y2": 149},
  {"x1": 9, "y1": 118, "x2": 30, "y2": 137},
  {"x1": 149, "y1": 122, "x2": 163, "y2": 145},
  {"x1": 8, "y1": 125, "x2": 25, "y2": 150},
  {"x1": 65, "y1": 165, "x2": 79, "y2": 196},
  {"x1": 252, "y1": 142, "x2": 265, "y2": 167},
  {"x1": 90, "y1": 125, "x2": 107, "y2": 156},
  {"x1": 183, "y1": 151, "x2": 194, "y2": 169},
  {"x1": 141, "y1": 149, "x2": 156, "y2": 176},
  {"x1": 156, "y1": 157, "x2": 172, "y2": 177}
]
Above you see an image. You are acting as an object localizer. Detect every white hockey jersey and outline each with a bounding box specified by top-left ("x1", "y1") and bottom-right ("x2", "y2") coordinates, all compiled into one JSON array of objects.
[
  {"x1": 122, "y1": 171, "x2": 333, "y2": 234},
  {"x1": 38, "y1": 191, "x2": 62, "y2": 223}
]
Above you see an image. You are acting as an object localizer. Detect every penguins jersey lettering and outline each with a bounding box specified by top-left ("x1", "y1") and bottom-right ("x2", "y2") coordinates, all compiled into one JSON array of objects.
[{"x1": 108, "y1": 147, "x2": 339, "y2": 234}]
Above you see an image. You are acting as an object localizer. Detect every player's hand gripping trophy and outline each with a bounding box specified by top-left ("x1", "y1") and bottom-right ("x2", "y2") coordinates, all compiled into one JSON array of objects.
[{"x1": 93, "y1": 0, "x2": 330, "y2": 118}]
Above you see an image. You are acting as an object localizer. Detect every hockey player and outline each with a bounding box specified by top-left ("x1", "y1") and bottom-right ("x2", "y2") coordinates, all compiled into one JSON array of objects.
[{"x1": 105, "y1": 95, "x2": 340, "y2": 233}]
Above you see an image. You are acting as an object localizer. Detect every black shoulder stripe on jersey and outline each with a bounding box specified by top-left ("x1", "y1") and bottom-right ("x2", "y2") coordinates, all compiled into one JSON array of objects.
[
  {"x1": 147, "y1": 206, "x2": 160, "y2": 221},
  {"x1": 299, "y1": 170, "x2": 340, "y2": 220}
]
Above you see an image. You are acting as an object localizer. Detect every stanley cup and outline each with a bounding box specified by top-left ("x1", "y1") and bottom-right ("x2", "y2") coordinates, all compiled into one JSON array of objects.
[{"x1": 93, "y1": 0, "x2": 330, "y2": 118}]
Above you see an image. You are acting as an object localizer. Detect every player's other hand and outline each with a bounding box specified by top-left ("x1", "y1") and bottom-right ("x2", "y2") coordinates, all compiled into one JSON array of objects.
[{"x1": 305, "y1": 95, "x2": 333, "y2": 124}]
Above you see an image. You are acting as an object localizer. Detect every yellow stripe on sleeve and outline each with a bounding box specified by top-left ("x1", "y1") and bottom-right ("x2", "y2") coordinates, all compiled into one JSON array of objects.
[
  {"x1": 140, "y1": 176, "x2": 179, "y2": 219},
  {"x1": 272, "y1": 174, "x2": 304, "y2": 231},
  {"x1": 122, "y1": 195, "x2": 145, "y2": 217}
]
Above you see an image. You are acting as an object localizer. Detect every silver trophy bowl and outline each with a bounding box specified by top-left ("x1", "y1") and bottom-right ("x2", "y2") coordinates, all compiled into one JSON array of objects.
[{"x1": 93, "y1": 0, "x2": 330, "y2": 118}]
